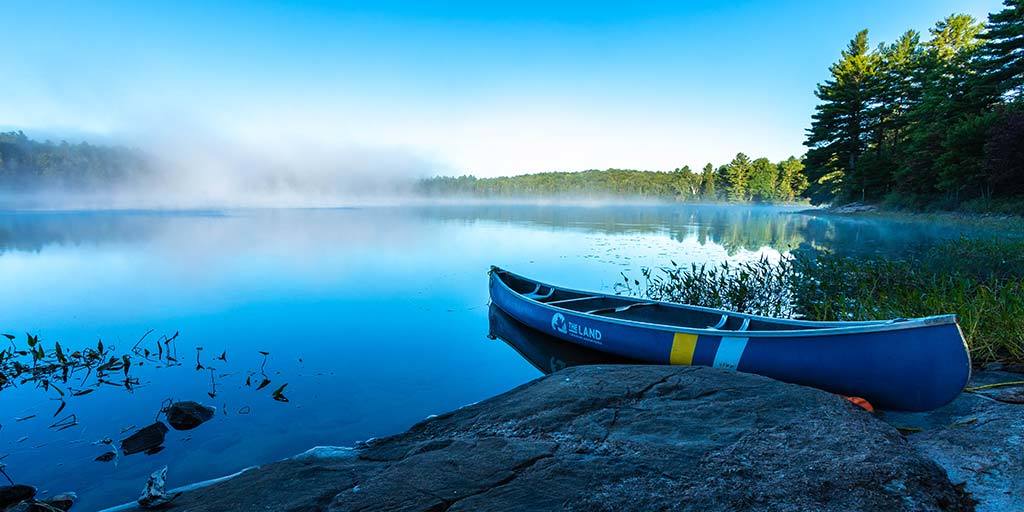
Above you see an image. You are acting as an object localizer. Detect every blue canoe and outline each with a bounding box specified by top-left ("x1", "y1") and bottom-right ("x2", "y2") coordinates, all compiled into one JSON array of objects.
[{"x1": 489, "y1": 266, "x2": 971, "y2": 411}]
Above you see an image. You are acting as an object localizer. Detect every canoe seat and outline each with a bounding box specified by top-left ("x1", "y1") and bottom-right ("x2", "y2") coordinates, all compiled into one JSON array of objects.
[
  {"x1": 523, "y1": 289, "x2": 554, "y2": 301},
  {"x1": 522, "y1": 283, "x2": 555, "y2": 301},
  {"x1": 586, "y1": 302, "x2": 657, "y2": 316},
  {"x1": 709, "y1": 314, "x2": 728, "y2": 329},
  {"x1": 547, "y1": 296, "x2": 599, "y2": 305}
]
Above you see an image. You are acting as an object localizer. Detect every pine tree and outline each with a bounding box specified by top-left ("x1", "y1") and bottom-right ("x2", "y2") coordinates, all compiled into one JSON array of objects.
[
  {"x1": 976, "y1": 0, "x2": 1024, "y2": 104},
  {"x1": 854, "y1": 30, "x2": 923, "y2": 200},
  {"x1": 804, "y1": 30, "x2": 881, "y2": 204},
  {"x1": 700, "y1": 163, "x2": 716, "y2": 199},
  {"x1": 899, "y1": 15, "x2": 984, "y2": 199},
  {"x1": 724, "y1": 153, "x2": 753, "y2": 201}
]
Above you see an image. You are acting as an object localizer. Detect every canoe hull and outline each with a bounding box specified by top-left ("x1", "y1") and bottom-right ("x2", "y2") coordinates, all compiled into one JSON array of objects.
[{"x1": 489, "y1": 269, "x2": 971, "y2": 411}]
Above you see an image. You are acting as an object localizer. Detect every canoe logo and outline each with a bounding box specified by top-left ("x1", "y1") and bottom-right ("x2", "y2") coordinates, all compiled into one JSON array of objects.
[
  {"x1": 551, "y1": 312, "x2": 602, "y2": 344},
  {"x1": 551, "y1": 313, "x2": 568, "y2": 334}
]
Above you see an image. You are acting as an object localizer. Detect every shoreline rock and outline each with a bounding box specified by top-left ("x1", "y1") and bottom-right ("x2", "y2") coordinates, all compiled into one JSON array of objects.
[
  {"x1": 116, "y1": 365, "x2": 975, "y2": 511},
  {"x1": 165, "y1": 401, "x2": 216, "y2": 431},
  {"x1": 881, "y1": 370, "x2": 1024, "y2": 512}
]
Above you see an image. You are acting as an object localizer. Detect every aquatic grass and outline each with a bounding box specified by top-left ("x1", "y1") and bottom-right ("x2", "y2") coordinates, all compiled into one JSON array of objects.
[
  {"x1": 619, "y1": 257, "x2": 794, "y2": 318},
  {"x1": 621, "y1": 238, "x2": 1024, "y2": 364},
  {"x1": 0, "y1": 330, "x2": 291, "y2": 432}
]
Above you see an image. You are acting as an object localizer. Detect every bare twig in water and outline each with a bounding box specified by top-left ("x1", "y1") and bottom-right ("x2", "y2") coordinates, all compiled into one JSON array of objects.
[
  {"x1": 0, "y1": 462, "x2": 13, "y2": 485},
  {"x1": 50, "y1": 414, "x2": 78, "y2": 431},
  {"x1": 208, "y1": 369, "x2": 217, "y2": 399}
]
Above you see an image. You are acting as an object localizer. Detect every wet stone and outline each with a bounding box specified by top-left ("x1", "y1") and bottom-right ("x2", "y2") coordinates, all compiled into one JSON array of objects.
[
  {"x1": 137, "y1": 466, "x2": 179, "y2": 509},
  {"x1": 120, "y1": 422, "x2": 169, "y2": 456},
  {"x1": 95, "y1": 451, "x2": 117, "y2": 463},
  {"x1": 0, "y1": 485, "x2": 36, "y2": 509},
  {"x1": 165, "y1": 401, "x2": 216, "y2": 431},
  {"x1": 30, "y1": 492, "x2": 76, "y2": 511}
]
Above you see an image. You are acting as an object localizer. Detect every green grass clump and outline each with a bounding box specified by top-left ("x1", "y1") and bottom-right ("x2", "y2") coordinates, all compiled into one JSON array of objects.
[{"x1": 622, "y1": 238, "x2": 1024, "y2": 364}]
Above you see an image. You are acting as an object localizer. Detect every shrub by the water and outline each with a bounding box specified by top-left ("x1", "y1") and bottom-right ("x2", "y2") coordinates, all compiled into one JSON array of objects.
[{"x1": 619, "y1": 238, "x2": 1024, "y2": 364}]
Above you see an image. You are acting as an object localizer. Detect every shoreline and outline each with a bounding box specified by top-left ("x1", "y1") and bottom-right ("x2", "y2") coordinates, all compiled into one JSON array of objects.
[{"x1": 798, "y1": 202, "x2": 1024, "y2": 231}]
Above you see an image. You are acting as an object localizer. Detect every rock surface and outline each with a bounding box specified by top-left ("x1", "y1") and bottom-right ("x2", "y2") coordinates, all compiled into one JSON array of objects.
[
  {"x1": 882, "y1": 370, "x2": 1024, "y2": 512},
  {"x1": 39, "y1": 492, "x2": 77, "y2": 511},
  {"x1": 165, "y1": 401, "x2": 216, "y2": 431},
  {"x1": 828, "y1": 202, "x2": 879, "y2": 214},
  {"x1": 120, "y1": 366, "x2": 971, "y2": 511},
  {"x1": 0, "y1": 485, "x2": 36, "y2": 509}
]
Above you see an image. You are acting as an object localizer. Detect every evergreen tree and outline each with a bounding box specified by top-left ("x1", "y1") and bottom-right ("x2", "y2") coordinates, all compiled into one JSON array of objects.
[
  {"x1": 983, "y1": 108, "x2": 1024, "y2": 198},
  {"x1": 855, "y1": 30, "x2": 923, "y2": 200},
  {"x1": 804, "y1": 30, "x2": 881, "y2": 204},
  {"x1": 724, "y1": 153, "x2": 753, "y2": 201},
  {"x1": 899, "y1": 15, "x2": 984, "y2": 199},
  {"x1": 700, "y1": 163, "x2": 716, "y2": 199},
  {"x1": 976, "y1": 0, "x2": 1024, "y2": 104}
]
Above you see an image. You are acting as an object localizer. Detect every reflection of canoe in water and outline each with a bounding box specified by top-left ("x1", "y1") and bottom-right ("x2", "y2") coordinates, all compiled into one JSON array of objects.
[
  {"x1": 489, "y1": 304, "x2": 636, "y2": 374},
  {"x1": 489, "y1": 266, "x2": 971, "y2": 411}
]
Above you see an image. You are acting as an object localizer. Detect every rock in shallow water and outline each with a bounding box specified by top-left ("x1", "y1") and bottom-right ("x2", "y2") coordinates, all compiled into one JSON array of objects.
[
  {"x1": 120, "y1": 422, "x2": 169, "y2": 456},
  {"x1": 120, "y1": 365, "x2": 972, "y2": 512},
  {"x1": 0, "y1": 485, "x2": 35, "y2": 509},
  {"x1": 34, "y1": 492, "x2": 76, "y2": 511},
  {"x1": 137, "y1": 466, "x2": 180, "y2": 509},
  {"x1": 165, "y1": 401, "x2": 216, "y2": 431}
]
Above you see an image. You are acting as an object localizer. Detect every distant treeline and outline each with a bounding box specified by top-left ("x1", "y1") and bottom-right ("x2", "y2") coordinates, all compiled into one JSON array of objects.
[
  {"x1": 804, "y1": 1, "x2": 1024, "y2": 212},
  {"x1": 418, "y1": 156, "x2": 809, "y2": 203},
  {"x1": 0, "y1": 131, "x2": 146, "y2": 189}
]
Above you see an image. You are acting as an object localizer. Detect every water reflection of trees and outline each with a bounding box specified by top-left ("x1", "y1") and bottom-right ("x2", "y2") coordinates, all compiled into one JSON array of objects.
[
  {"x1": 0, "y1": 211, "x2": 207, "y2": 253},
  {"x1": 0, "y1": 205, "x2": 1008, "y2": 256},
  {"x1": 417, "y1": 204, "x2": 1011, "y2": 257},
  {"x1": 417, "y1": 204, "x2": 809, "y2": 255}
]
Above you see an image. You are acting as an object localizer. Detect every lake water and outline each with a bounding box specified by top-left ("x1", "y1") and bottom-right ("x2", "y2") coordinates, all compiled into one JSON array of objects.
[{"x1": 0, "y1": 204, "x2": 1007, "y2": 510}]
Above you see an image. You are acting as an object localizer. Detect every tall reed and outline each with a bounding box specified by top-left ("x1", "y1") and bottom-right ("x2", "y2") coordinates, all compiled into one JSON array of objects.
[{"x1": 619, "y1": 238, "x2": 1024, "y2": 364}]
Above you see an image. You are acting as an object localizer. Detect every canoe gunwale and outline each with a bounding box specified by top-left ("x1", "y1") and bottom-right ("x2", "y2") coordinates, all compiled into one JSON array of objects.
[{"x1": 490, "y1": 266, "x2": 958, "y2": 339}]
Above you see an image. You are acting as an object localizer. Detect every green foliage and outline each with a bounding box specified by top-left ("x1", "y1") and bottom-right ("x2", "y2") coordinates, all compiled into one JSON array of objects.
[
  {"x1": 0, "y1": 131, "x2": 146, "y2": 190},
  {"x1": 975, "y1": 0, "x2": 1024, "y2": 104},
  {"x1": 805, "y1": 29, "x2": 879, "y2": 203},
  {"x1": 723, "y1": 153, "x2": 752, "y2": 201},
  {"x1": 418, "y1": 156, "x2": 808, "y2": 203},
  {"x1": 790, "y1": 239, "x2": 1024, "y2": 363},
  {"x1": 617, "y1": 258, "x2": 794, "y2": 318},
  {"x1": 623, "y1": 238, "x2": 1024, "y2": 364},
  {"x1": 776, "y1": 157, "x2": 807, "y2": 201},
  {"x1": 804, "y1": 5, "x2": 1024, "y2": 210},
  {"x1": 700, "y1": 163, "x2": 716, "y2": 198},
  {"x1": 748, "y1": 158, "x2": 778, "y2": 201}
]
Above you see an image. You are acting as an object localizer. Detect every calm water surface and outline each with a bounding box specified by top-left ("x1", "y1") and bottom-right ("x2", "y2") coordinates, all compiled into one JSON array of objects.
[{"x1": 0, "y1": 204, "x2": 1005, "y2": 509}]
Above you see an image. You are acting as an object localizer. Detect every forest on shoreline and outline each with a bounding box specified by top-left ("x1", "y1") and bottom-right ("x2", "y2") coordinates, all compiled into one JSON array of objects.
[
  {"x1": 0, "y1": 131, "x2": 146, "y2": 190},
  {"x1": 417, "y1": 156, "x2": 809, "y2": 203},
  {"x1": 804, "y1": 0, "x2": 1024, "y2": 213}
]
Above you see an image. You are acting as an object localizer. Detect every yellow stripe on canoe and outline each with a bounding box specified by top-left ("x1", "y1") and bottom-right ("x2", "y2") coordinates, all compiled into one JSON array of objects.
[{"x1": 669, "y1": 333, "x2": 698, "y2": 365}]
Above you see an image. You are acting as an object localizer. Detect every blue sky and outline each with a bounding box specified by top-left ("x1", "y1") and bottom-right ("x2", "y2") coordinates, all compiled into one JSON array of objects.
[{"x1": 2, "y1": 0, "x2": 1003, "y2": 176}]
